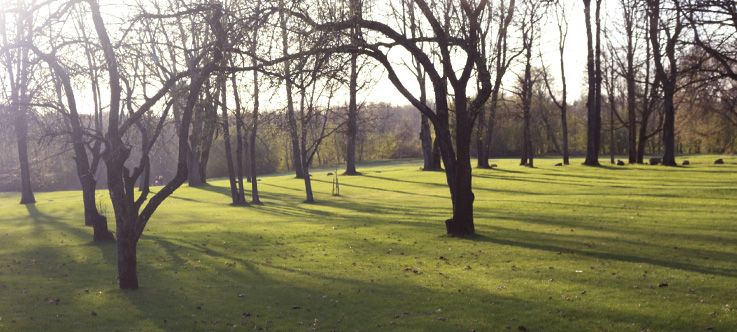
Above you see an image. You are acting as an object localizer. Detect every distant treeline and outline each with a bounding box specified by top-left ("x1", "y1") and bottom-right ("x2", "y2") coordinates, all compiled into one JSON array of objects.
[{"x1": 2, "y1": 91, "x2": 734, "y2": 193}]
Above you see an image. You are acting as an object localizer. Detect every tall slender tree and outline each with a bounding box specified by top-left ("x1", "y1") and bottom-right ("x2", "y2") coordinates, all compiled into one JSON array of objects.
[
  {"x1": 1, "y1": 3, "x2": 36, "y2": 204},
  {"x1": 478, "y1": 0, "x2": 518, "y2": 168},
  {"x1": 647, "y1": 0, "x2": 682, "y2": 166},
  {"x1": 541, "y1": 0, "x2": 569, "y2": 165},
  {"x1": 583, "y1": 0, "x2": 602, "y2": 166}
]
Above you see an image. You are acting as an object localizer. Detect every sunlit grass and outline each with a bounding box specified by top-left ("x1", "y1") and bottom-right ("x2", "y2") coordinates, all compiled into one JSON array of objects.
[{"x1": 1, "y1": 155, "x2": 736, "y2": 331}]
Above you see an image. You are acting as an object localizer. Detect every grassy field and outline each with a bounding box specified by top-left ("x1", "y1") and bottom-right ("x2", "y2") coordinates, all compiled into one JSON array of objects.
[{"x1": 1, "y1": 156, "x2": 736, "y2": 331}]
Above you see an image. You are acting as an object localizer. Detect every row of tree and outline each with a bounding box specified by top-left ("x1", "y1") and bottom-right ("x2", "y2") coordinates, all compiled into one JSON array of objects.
[{"x1": 1, "y1": 0, "x2": 736, "y2": 289}]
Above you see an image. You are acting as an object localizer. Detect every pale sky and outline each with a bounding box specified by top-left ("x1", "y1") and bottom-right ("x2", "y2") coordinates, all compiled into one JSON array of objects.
[
  {"x1": 357, "y1": 1, "x2": 598, "y2": 107},
  {"x1": 3, "y1": 0, "x2": 620, "y2": 112}
]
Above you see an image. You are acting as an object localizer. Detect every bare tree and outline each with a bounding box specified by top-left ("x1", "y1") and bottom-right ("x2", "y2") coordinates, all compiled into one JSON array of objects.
[
  {"x1": 622, "y1": 0, "x2": 641, "y2": 163},
  {"x1": 517, "y1": 0, "x2": 543, "y2": 168},
  {"x1": 1, "y1": 2, "x2": 36, "y2": 204},
  {"x1": 399, "y1": 0, "x2": 441, "y2": 171},
  {"x1": 279, "y1": 1, "x2": 306, "y2": 179},
  {"x1": 541, "y1": 0, "x2": 570, "y2": 165},
  {"x1": 637, "y1": 19, "x2": 663, "y2": 163},
  {"x1": 583, "y1": 0, "x2": 603, "y2": 166},
  {"x1": 647, "y1": 0, "x2": 683, "y2": 166},
  {"x1": 247, "y1": 0, "x2": 263, "y2": 204},
  {"x1": 684, "y1": 1, "x2": 737, "y2": 81},
  {"x1": 478, "y1": 0, "x2": 518, "y2": 168},
  {"x1": 287, "y1": 0, "x2": 495, "y2": 235},
  {"x1": 82, "y1": 0, "x2": 235, "y2": 289},
  {"x1": 344, "y1": 0, "x2": 365, "y2": 175}
]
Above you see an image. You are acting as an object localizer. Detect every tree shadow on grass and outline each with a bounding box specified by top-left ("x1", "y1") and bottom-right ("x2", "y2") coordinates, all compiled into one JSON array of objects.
[
  {"x1": 467, "y1": 227, "x2": 737, "y2": 278},
  {"x1": 475, "y1": 173, "x2": 597, "y2": 188},
  {"x1": 126, "y1": 228, "x2": 734, "y2": 332},
  {"x1": 311, "y1": 178, "x2": 448, "y2": 199}
]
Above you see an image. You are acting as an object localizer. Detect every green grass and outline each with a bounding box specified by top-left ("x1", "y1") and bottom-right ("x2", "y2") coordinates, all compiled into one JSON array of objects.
[{"x1": 1, "y1": 156, "x2": 736, "y2": 331}]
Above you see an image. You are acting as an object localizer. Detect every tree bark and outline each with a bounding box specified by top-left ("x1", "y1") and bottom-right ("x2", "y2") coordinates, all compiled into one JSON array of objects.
[
  {"x1": 250, "y1": 38, "x2": 262, "y2": 204},
  {"x1": 520, "y1": 14, "x2": 534, "y2": 168},
  {"x1": 624, "y1": 0, "x2": 638, "y2": 164},
  {"x1": 561, "y1": 105, "x2": 570, "y2": 165},
  {"x1": 444, "y1": 91, "x2": 475, "y2": 236},
  {"x1": 14, "y1": 96, "x2": 35, "y2": 204},
  {"x1": 431, "y1": 138, "x2": 442, "y2": 170},
  {"x1": 219, "y1": 73, "x2": 244, "y2": 205},
  {"x1": 661, "y1": 83, "x2": 677, "y2": 166},
  {"x1": 557, "y1": 13, "x2": 570, "y2": 166},
  {"x1": 610, "y1": 87, "x2": 616, "y2": 164},
  {"x1": 198, "y1": 108, "x2": 216, "y2": 183},
  {"x1": 116, "y1": 226, "x2": 138, "y2": 290},
  {"x1": 647, "y1": 0, "x2": 679, "y2": 166},
  {"x1": 583, "y1": 0, "x2": 601, "y2": 166},
  {"x1": 231, "y1": 74, "x2": 247, "y2": 202},
  {"x1": 188, "y1": 105, "x2": 205, "y2": 187},
  {"x1": 638, "y1": 27, "x2": 654, "y2": 164},
  {"x1": 420, "y1": 114, "x2": 435, "y2": 170},
  {"x1": 480, "y1": 0, "x2": 516, "y2": 167},
  {"x1": 476, "y1": 104, "x2": 489, "y2": 168},
  {"x1": 482, "y1": 89, "x2": 500, "y2": 166},
  {"x1": 344, "y1": 50, "x2": 359, "y2": 175},
  {"x1": 280, "y1": 4, "x2": 305, "y2": 179}
]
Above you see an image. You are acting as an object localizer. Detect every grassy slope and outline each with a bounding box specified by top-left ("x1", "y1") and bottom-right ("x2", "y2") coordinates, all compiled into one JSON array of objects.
[{"x1": 1, "y1": 156, "x2": 736, "y2": 331}]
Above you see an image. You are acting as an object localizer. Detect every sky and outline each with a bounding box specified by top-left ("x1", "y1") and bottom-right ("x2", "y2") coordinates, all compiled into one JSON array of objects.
[
  {"x1": 2, "y1": 0, "x2": 620, "y2": 112},
  {"x1": 359, "y1": 1, "x2": 594, "y2": 107}
]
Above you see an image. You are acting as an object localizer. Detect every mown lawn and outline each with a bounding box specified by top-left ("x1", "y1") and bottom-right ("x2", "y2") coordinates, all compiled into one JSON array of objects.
[{"x1": 1, "y1": 156, "x2": 736, "y2": 331}]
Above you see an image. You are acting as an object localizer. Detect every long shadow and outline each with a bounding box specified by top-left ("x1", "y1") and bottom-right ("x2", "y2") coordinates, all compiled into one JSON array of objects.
[
  {"x1": 475, "y1": 173, "x2": 596, "y2": 188},
  {"x1": 134, "y1": 231, "x2": 733, "y2": 331},
  {"x1": 168, "y1": 194, "x2": 208, "y2": 204},
  {"x1": 25, "y1": 204, "x2": 117, "y2": 264},
  {"x1": 311, "y1": 178, "x2": 448, "y2": 199},
  {"x1": 468, "y1": 228, "x2": 737, "y2": 278},
  {"x1": 362, "y1": 174, "x2": 447, "y2": 188}
]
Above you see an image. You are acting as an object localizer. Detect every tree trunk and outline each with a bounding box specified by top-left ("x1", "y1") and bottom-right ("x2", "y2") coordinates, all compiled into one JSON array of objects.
[
  {"x1": 219, "y1": 76, "x2": 243, "y2": 205},
  {"x1": 188, "y1": 106, "x2": 205, "y2": 187},
  {"x1": 138, "y1": 159, "x2": 150, "y2": 192},
  {"x1": 116, "y1": 227, "x2": 138, "y2": 290},
  {"x1": 345, "y1": 51, "x2": 359, "y2": 175},
  {"x1": 280, "y1": 6, "x2": 304, "y2": 179},
  {"x1": 561, "y1": 106, "x2": 570, "y2": 165},
  {"x1": 431, "y1": 137, "x2": 442, "y2": 170},
  {"x1": 188, "y1": 149, "x2": 204, "y2": 187},
  {"x1": 250, "y1": 121, "x2": 261, "y2": 204},
  {"x1": 594, "y1": 0, "x2": 603, "y2": 161},
  {"x1": 231, "y1": 74, "x2": 247, "y2": 202},
  {"x1": 81, "y1": 178, "x2": 114, "y2": 242},
  {"x1": 420, "y1": 114, "x2": 435, "y2": 170},
  {"x1": 198, "y1": 117, "x2": 215, "y2": 184},
  {"x1": 661, "y1": 84, "x2": 677, "y2": 166},
  {"x1": 250, "y1": 48, "x2": 262, "y2": 204},
  {"x1": 638, "y1": 28, "x2": 653, "y2": 165},
  {"x1": 482, "y1": 90, "x2": 500, "y2": 166},
  {"x1": 137, "y1": 124, "x2": 150, "y2": 192},
  {"x1": 476, "y1": 104, "x2": 489, "y2": 168},
  {"x1": 583, "y1": 0, "x2": 601, "y2": 166},
  {"x1": 15, "y1": 97, "x2": 35, "y2": 204},
  {"x1": 303, "y1": 163, "x2": 314, "y2": 203},
  {"x1": 481, "y1": 0, "x2": 516, "y2": 167},
  {"x1": 444, "y1": 95, "x2": 475, "y2": 236},
  {"x1": 610, "y1": 98, "x2": 616, "y2": 164},
  {"x1": 626, "y1": 38, "x2": 637, "y2": 163},
  {"x1": 521, "y1": 19, "x2": 534, "y2": 168}
]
